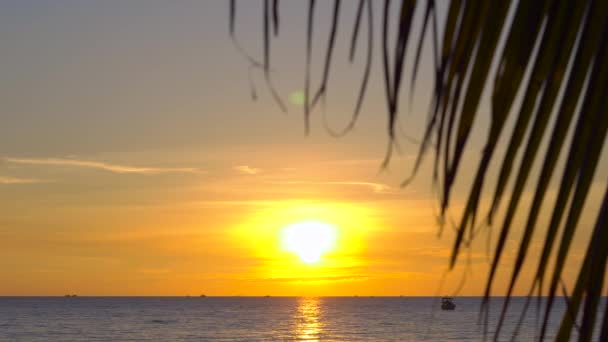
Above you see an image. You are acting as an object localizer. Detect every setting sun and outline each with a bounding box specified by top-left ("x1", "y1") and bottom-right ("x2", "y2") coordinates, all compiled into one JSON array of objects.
[{"x1": 281, "y1": 221, "x2": 338, "y2": 264}]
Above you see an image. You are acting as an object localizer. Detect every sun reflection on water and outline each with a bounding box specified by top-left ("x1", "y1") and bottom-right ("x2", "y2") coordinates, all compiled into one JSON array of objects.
[{"x1": 294, "y1": 297, "x2": 323, "y2": 341}]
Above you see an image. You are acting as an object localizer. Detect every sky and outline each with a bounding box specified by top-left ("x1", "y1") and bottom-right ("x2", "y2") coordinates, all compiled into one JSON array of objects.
[{"x1": 0, "y1": 0, "x2": 606, "y2": 296}]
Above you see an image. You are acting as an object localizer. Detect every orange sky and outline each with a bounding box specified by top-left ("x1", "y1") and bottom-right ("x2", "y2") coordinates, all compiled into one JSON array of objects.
[{"x1": 0, "y1": 0, "x2": 605, "y2": 296}]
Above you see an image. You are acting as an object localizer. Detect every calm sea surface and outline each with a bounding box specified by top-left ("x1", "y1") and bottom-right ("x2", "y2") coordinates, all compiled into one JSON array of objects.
[{"x1": 0, "y1": 297, "x2": 603, "y2": 341}]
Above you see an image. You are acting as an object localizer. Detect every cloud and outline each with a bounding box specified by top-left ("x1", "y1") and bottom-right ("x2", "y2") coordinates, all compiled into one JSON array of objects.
[
  {"x1": 234, "y1": 165, "x2": 261, "y2": 175},
  {"x1": 4, "y1": 157, "x2": 202, "y2": 175},
  {"x1": 319, "y1": 159, "x2": 382, "y2": 166},
  {"x1": 0, "y1": 176, "x2": 45, "y2": 184},
  {"x1": 190, "y1": 199, "x2": 323, "y2": 208},
  {"x1": 249, "y1": 275, "x2": 372, "y2": 283},
  {"x1": 275, "y1": 180, "x2": 392, "y2": 193}
]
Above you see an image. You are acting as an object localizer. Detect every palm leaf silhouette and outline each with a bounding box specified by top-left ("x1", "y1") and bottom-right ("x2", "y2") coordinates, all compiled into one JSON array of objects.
[{"x1": 230, "y1": 1, "x2": 608, "y2": 340}]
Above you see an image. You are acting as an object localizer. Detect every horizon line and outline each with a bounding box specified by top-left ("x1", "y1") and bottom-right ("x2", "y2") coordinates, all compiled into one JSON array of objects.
[{"x1": 0, "y1": 295, "x2": 584, "y2": 298}]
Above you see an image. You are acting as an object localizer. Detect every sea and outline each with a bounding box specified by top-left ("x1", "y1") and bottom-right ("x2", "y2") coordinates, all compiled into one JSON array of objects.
[{"x1": 0, "y1": 297, "x2": 603, "y2": 341}]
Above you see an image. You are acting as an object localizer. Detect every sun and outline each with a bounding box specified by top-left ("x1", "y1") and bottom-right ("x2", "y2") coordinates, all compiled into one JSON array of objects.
[{"x1": 281, "y1": 221, "x2": 338, "y2": 264}]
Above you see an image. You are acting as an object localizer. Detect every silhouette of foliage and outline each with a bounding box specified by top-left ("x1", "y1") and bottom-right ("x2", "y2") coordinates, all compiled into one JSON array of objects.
[{"x1": 230, "y1": 1, "x2": 608, "y2": 340}]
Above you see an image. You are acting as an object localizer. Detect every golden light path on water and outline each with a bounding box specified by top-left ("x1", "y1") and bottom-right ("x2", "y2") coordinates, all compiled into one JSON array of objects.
[{"x1": 294, "y1": 297, "x2": 322, "y2": 341}]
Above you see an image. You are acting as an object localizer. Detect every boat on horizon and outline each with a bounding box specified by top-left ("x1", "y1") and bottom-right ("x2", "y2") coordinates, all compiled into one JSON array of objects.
[{"x1": 441, "y1": 297, "x2": 455, "y2": 310}]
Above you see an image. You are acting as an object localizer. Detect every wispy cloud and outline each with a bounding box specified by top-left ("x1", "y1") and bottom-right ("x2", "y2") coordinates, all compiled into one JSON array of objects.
[
  {"x1": 190, "y1": 199, "x2": 322, "y2": 208},
  {"x1": 319, "y1": 159, "x2": 382, "y2": 166},
  {"x1": 4, "y1": 157, "x2": 203, "y2": 175},
  {"x1": 234, "y1": 165, "x2": 261, "y2": 175},
  {"x1": 249, "y1": 275, "x2": 372, "y2": 283},
  {"x1": 0, "y1": 176, "x2": 45, "y2": 184},
  {"x1": 275, "y1": 180, "x2": 392, "y2": 193}
]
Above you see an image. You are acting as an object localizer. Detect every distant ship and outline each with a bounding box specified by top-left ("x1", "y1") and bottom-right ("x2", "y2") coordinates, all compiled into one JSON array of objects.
[
  {"x1": 64, "y1": 294, "x2": 77, "y2": 298},
  {"x1": 441, "y1": 297, "x2": 455, "y2": 310},
  {"x1": 200, "y1": 294, "x2": 206, "y2": 298}
]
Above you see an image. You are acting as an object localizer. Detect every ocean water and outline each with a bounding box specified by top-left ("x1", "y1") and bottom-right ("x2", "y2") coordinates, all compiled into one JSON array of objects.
[{"x1": 0, "y1": 297, "x2": 603, "y2": 341}]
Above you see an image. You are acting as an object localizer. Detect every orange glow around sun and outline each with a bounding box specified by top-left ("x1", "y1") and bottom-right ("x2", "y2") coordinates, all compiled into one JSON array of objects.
[{"x1": 232, "y1": 200, "x2": 376, "y2": 282}]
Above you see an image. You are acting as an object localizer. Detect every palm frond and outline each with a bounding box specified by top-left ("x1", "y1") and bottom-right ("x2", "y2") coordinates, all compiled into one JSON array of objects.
[{"x1": 230, "y1": 1, "x2": 608, "y2": 340}]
